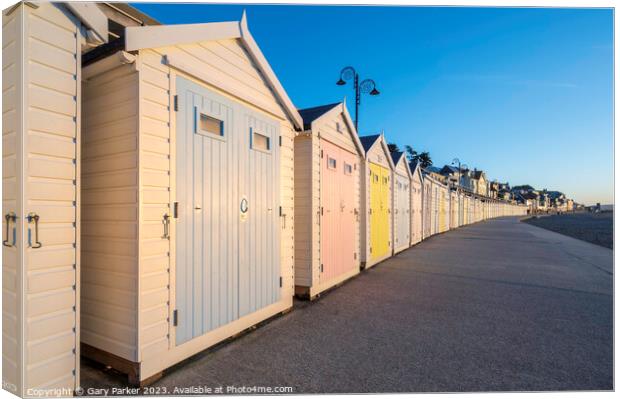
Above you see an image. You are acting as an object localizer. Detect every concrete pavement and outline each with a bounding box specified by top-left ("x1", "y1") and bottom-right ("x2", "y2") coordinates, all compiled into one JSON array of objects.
[{"x1": 82, "y1": 217, "x2": 613, "y2": 392}]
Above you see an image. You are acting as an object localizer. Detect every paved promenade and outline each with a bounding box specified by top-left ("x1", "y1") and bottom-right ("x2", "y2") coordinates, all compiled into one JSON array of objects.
[{"x1": 82, "y1": 217, "x2": 613, "y2": 393}]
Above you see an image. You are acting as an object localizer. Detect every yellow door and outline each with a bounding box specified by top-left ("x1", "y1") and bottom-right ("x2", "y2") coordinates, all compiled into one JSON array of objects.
[{"x1": 369, "y1": 163, "x2": 390, "y2": 260}]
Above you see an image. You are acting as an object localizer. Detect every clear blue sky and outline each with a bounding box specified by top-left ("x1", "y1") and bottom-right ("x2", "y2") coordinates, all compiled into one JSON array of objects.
[{"x1": 132, "y1": 3, "x2": 613, "y2": 205}]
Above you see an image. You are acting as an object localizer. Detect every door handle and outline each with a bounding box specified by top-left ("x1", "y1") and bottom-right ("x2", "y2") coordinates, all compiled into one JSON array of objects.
[
  {"x1": 162, "y1": 214, "x2": 170, "y2": 239},
  {"x1": 26, "y1": 213, "x2": 42, "y2": 249},
  {"x1": 280, "y1": 206, "x2": 287, "y2": 229},
  {"x1": 3, "y1": 212, "x2": 16, "y2": 247}
]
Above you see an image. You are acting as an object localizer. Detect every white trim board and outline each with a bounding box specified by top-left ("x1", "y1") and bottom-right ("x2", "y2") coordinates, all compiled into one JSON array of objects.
[{"x1": 124, "y1": 12, "x2": 303, "y2": 130}]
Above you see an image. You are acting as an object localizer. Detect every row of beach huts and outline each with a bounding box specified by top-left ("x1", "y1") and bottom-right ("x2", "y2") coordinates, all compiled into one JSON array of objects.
[{"x1": 2, "y1": 2, "x2": 527, "y2": 395}]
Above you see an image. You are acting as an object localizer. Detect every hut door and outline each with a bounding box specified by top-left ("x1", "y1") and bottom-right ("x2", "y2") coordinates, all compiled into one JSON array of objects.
[
  {"x1": 380, "y1": 167, "x2": 391, "y2": 253},
  {"x1": 175, "y1": 78, "x2": 279, "y2": 345},
  {"x1": 238, "y1": 113, "x2": 280, "y2": 317},
  {"x1": 394, "y1": 173, "x2": 410, "y2": 250},
  {"x1": 369, "y1": 163, "x2": 390, "y2": 260},
  {"x1": 320, "y1": 140, "x2": 357, "y2": 282}
]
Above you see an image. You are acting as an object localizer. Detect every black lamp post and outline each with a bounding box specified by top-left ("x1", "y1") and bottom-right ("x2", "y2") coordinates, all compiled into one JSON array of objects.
[
  {"x1": 336, "y1": 66, "x2": 380, "y2": 131},
  {"x1": 452, "y1": 158, "x2": 468, "y2": 227}
]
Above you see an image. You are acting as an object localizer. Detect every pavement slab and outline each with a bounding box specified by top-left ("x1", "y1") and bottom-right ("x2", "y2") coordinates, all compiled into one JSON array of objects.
[{"x1": 81, "y1": 217, "x2": 613, "y2": 393}]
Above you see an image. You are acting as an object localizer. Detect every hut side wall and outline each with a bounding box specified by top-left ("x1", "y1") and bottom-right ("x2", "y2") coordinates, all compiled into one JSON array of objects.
[
  {"x1": 2, "y1": 5, "x2": 23, "y2": 393},
  {"x1": 81, "y1": 62, "x2": 140, "y2": 361},
  {"x1": 2, "y1": 2, "x2": 82, "y2": 394},
  {"x1": 293, "y1": 133, "x2": 318, "y2": 289},
  {"x1": 136, "y1": 49, "x2": 173, "y2": 363}
]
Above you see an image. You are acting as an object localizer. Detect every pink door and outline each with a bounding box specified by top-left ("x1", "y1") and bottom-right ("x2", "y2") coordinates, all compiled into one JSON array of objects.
[{"x1": 320, "y1": 139, "x2": 357, "y2": 283}]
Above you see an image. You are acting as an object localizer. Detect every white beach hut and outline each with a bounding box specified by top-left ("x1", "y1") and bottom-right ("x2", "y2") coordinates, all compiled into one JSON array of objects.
[
  {"x1": 390, "y1": 151, "x2": 412, "y2": 254},
  {"x1": 2, "y1": 2, "x2": 109, "y2": 395},
  {"x1": 79, "y1": 14, "x2": 302, "y2": 384},
  {"x1": 409, "y1": 161, "x2": 423, "y2": 245}
]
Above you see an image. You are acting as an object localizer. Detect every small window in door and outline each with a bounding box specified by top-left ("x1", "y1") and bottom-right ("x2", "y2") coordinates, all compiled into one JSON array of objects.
[
  {"x1": 344, "y1": 163, "x2": 353, "y2": 175},
  {"x1": 196, "y1": 109, "x2": 224, "y2": 137},
  {"x1": 251, "y1": 129, "x2": 271, "y2": 152},
  {"x1": 327, "y1": 157, "x2": 337, "y2": 169}
]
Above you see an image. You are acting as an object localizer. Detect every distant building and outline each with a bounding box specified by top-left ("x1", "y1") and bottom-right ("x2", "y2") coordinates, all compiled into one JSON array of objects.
[
  {"x1": 439, "y1": 165, "x2": 461, "y2": 187},
  {"x1": 424, "y1": 166, "x2": 449, "y2": 184},
  {"x1": 461, "y1": 169, "x2": 488, "y2": 196},
  {"x1": 488, "y1": 181, "x2": 500, "y2": 199},
  {"x1": 498, "y1": 188, "x2": 512, "y2": 202}
]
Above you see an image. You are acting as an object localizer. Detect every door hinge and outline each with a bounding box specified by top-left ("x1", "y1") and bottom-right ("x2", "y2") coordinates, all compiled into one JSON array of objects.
[
  {"x1": 320, "y1": 264, "x2": 324, "y2": 272},
  {"x1": 173, "y1": 202, "x2": 179, "y2": 218},
  {"x1": 320, "y1": 149, "x2": 324, "y2": 158},
  {"x1": 279, "y1": 206, "x2": 283, "y2": 216},
  {"x1": 320, "y1": 207, "x2": 324, "y2": 216},
  {"x1": 279, "y1": 136, "x2": 282, "y2": 146},
  {"x1": 173, "y1": 95, "x2": 178, "y2": 111},
  {"x1": 172, "y1": 309, "x2": 178, "y2": 326},
  {"x1": 279, "y1": 277, "x2": 282, "y2": 287},
  {"x1": 354, "y1": 252, "x2": 357, "y2": 260}
]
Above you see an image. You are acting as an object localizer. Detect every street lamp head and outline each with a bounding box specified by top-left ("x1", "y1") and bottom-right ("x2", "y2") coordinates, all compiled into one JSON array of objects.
[
  {"x1": 337, "y1": 66, "x2": 356, "y2": 87},
  {"x1": 370, "y1": 88, "x2": 380, "y2": 96},
  {"x1": 360, "y1": 79, "x2": 376, "y2": 94}
]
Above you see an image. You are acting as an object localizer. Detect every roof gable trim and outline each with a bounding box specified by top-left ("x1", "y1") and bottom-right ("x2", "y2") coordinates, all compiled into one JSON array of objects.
[
  {"x1": 163, "y1": 54, "x2": 286, "y2": 120},
  {"x1": 411, "y1": 162, "x2": 423, "y2": 182},
  {"x1": 310, "y1": 102, "x2": 365, "y2": 157},
  {"x1": 366, "y1": 134, "x2": 395, "y2": 170},
  {"x1": 393, "y1": 153, "x2": 412, "y2": 179},
  {"x1": 238, "y1": 12, "x2": 302, "y2": 130},
  {"x1": 66, "y1": 2, "x2": 109, "y2": 42},
  {"x1": 125, "y1": 21, "x2": 241, "y2": 52},
  {"x1": 124, "y1": 12, "x2": 302, "y2": 130}
]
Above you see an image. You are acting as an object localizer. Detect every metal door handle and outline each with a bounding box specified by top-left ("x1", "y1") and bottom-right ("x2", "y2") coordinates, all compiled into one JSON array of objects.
[
  {"x1": 3, "y1": 212, "x2": 16, "y2": 247},
  {"x1": 281, "y1": 213, "x2": 287, "y2": 229},
  {"x1": 26, "y1": 213, "x2": 42, "y2": 248},
  {"x1": 162, "y1": 214, "x2": 170, "y2": 239}
]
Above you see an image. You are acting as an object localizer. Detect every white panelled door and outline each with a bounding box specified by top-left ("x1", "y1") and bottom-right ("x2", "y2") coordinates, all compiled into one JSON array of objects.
[
  {"x1": 394, "y1": 173, "x2": 410, "y2": 250},
  {"x1": 175, "y1": 77, "x2": 280, "y2": 346}
]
